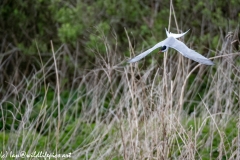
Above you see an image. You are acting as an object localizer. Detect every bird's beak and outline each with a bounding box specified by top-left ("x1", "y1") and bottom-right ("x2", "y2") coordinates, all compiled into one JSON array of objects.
[{"x1": 158, "y1": 51, "x2": 162, "y2": 54}]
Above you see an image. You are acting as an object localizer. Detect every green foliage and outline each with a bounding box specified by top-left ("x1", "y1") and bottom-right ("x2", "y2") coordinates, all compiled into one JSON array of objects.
[
  {"x1": 1, "y1": 0, "x2": 239, "y2": 77},
  {"x1": 0, "y1": 132, "x2": 9, "y2": 151},
  {"x1": 1, "y1": 0, "x2": 238, "y2": 79}
]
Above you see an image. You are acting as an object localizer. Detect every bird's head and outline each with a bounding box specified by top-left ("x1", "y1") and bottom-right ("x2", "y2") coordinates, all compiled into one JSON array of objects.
[{"x1": 159, "y1": 46, "x2": 168, "y2": 53}]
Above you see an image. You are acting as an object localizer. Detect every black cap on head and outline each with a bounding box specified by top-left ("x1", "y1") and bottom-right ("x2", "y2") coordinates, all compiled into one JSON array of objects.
[{"x1": 160, "y1": 46, "x2": 167, "y2": 51}]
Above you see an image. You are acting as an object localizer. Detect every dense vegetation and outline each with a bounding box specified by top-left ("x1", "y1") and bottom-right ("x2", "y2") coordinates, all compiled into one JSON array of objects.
[{"x1": 0, "y1": 0, "x2": 240, "y2": 159}]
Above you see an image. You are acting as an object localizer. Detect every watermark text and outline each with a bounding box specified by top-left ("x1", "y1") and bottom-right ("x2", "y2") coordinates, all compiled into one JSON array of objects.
[{"x1": 0, "y1": 151, "x2": 72, "y2": 159}]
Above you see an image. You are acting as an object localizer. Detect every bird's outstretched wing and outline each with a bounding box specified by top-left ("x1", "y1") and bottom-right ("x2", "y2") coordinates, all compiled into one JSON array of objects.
[
  {"x1": 128, "y1": 40, "x2": 166, "y2": 63},
  {"x1": 166, "y1": 37, "x2": 214, "y2": 65}
]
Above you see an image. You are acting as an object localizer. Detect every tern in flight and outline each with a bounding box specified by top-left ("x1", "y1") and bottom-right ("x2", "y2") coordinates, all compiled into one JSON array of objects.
[{"x1": 128, "y1": 29, "x2": 214, "y2": 65}]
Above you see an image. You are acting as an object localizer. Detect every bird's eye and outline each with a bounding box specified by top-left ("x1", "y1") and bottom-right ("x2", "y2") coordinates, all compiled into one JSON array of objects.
[{"x1": 160, "y1": 46, "x2": 167, "y2": 51}]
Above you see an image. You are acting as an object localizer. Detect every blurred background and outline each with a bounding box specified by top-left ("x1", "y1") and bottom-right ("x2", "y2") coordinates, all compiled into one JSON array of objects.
[{"x1": 1, "y1": 0, "x2": 239, "y2": 86}]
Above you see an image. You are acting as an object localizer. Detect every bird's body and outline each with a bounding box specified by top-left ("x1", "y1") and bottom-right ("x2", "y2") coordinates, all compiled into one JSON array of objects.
[{"x1": 128, "y1": 29, "x2": 214, "y2": 65}]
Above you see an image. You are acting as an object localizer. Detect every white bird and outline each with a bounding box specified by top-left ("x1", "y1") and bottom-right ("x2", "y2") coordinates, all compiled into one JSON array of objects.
[{"x1": 128, "y1": 29, "x2": 214, "y2": 65}]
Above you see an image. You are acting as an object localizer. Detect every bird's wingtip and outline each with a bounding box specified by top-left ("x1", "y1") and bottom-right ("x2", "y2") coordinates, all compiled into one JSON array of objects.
[
  {"x1": 165, "y1": 28, "x2": 170, "y2": 37},
  {"x1": 208, "y1": 59, "x2": 214, "y2": 65},
  {"x1": 204, "y1": 60, "x2": 214, "y2": 66},
  {"x1": 127, "y1": 59, "x2": 134, "y2": 63}
]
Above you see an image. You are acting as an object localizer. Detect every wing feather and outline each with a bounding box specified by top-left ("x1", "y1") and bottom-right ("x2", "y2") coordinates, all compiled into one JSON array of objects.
[
  {"x1": 128, "y1": 40, "x2": 166, "y2": 63},
  {"x1": 167, "y1": 37, "x2": 214, "y2": 65}
]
